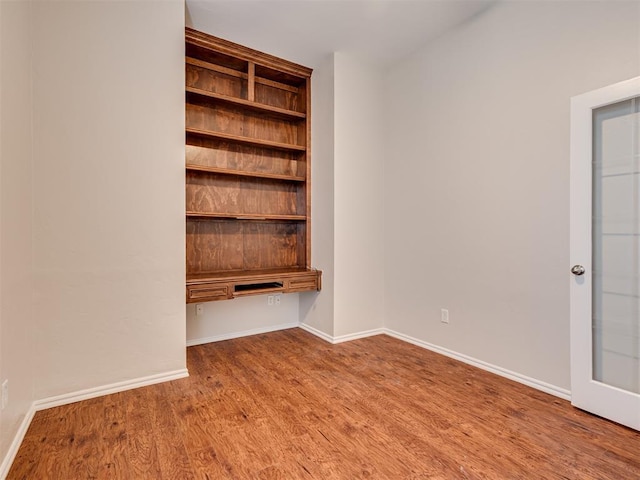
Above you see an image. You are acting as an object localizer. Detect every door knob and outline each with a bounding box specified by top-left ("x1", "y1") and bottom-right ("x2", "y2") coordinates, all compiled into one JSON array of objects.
[{"x1": 571, "y1": 265, "x2": 585, "y2": 276}]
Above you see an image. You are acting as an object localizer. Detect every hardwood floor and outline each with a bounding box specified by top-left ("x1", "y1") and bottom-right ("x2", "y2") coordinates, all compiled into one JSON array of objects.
[{"x1": 8, "y1": 328, "x2": 640, "y2": 479}]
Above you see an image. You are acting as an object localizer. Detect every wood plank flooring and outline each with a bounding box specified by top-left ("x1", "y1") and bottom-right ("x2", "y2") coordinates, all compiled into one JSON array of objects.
[{"x1": 7, "y1": 328, "x2": 640, "y2": 479}]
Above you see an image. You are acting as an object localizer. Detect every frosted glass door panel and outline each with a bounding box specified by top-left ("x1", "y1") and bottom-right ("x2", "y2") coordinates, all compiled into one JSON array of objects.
[{"x1": 592, "y1": 97, "x2": 640, "y2": 394}]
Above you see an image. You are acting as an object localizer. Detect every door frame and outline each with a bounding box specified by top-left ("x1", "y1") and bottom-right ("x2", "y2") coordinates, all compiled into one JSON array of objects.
[{"x1": 570, "y1": 76, "x2": 640, "y2": 430}]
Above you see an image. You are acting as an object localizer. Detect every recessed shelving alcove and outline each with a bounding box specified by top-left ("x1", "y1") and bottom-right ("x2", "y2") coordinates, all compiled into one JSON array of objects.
[{"x1": 185, "y1": 28, "x2": 321, "y2": 303}]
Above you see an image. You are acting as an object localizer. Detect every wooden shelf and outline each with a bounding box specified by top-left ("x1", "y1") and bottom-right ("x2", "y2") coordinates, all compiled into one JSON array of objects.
[
  {"x1": 185, "y1": 28, "x2": 319, "y2": 303},
  {"x1": 186, "y1": 211, "x2": 306, "y2": 221},
  {"x1": 186, "y1": 86, "x2": 306, "y2": 120},
  {"x1": 187, "y1": 267, "x2": 315, "y2": 283},
  {"x1": 186, "y1": 164, "x2": 305, "y2": 182},
  {"x1": 186, "y1": 56, "x2": 303, "y2": 93},
  {"x1": 186, "y1": 127, "x2": 306, "y2": 152}
]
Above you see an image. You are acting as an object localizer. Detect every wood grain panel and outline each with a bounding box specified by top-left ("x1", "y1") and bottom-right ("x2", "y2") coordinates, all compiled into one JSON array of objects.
[
  {"x1": 255, "y1": 82, "x2": 302, "y2": 113},
  {"x1": 124, "y1": 389, "x2": 162, "y2": 479},
  {"x1": 287, "y1": 275, "x2": 318, "y2": 292},
  {"x1": 186, "y1": 139, "x2": 301, "y2": 178},
  {"x1": 147, "y1": 387, "x2": 195, "y2": 480},
  {"x1": 242, "y1": 222, "x2": 301, "y2": 270},
  {"x1": 186, "y1": 219, "x2": 243, "y2": 274},
  {"x1": 185, "y1": 42, "x2": 248, "y2": 73},
  {"x1": 255, "y1": 64, "x2": 306, "y2": 87},
  {"x1": 186, "y1": 171, "x2": 302, "y2": 216},
  {"x1": 186, "y1": 103, "x2": 303, "y2": 147},
  {"x1": 9, "y1": 330, "x2": 640, "y2": 479},
  {"x1": 296, "y1": 223, "x2": 307, "y2": 267},
  {"x1": 242, "y1": 178, "x2": 301, "y2": 217},
  {"x1": 294, "y1": 157, "x2": 307, "y2": 179},
  {"x1": 186, "y1": 171, "x2": 241, "y2": 215},
  {"x1": 186, "y1": 64, "x2": 246, "y2": 99}
]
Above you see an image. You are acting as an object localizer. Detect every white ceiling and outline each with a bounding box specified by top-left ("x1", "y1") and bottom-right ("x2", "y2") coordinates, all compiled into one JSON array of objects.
[{"x1": 186, "y1": 0, "x2": 496, "y2": 68}]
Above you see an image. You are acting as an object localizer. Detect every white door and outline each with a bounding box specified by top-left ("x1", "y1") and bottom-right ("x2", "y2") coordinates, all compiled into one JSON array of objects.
[{"x1": 570, "y1": 76, "x2": 640, "y2": 431}]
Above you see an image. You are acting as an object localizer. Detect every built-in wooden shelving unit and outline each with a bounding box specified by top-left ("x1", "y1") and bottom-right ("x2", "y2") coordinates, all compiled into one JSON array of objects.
[{"x1": 185, "y1": 27, "x2": 321, "y2": 303}]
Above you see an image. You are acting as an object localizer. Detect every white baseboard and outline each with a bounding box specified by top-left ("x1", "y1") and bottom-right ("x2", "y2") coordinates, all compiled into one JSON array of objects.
[
  {"x1": 298, "y1": 323, "x2": 334, "y2": 343},
  {"x1": 187, "y1": 322, "x2": 300, "y2": 347},
  {"x1": 0, "y1": 404, "x2": 36, "y2": 480},
  {"x1": 33, "y1": 368, "x2": 189, "y2": 411},
  {"x1": 384, "y1": 329, "x2": 571, "y2": 401},
  {"x1": 333, "y1": 328, "x2": 385, "y2": 344},
  {"x1": 300, "y1": 325, "x2": 569, "y2": 400},
  {"x1": 298, "y1": 323, "x2": 385, "y2": 344}
]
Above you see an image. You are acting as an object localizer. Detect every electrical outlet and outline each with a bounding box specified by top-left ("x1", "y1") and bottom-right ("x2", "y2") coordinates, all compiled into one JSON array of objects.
[
  {"x1": 195, "y1": 304, "x2": 204, "y2": 316},
  {"x1": 267, "y1": 295, "x2": 274, "y2": 306},
  {"x1": 441, "y1": 308, "x2": 449, "y2": 324},
  {"x1": 274, "y1": 294, "x2": 281, "y2": 306},
  {"x1": 1, "y1": 380, "x2": 8, "y2": 410}
]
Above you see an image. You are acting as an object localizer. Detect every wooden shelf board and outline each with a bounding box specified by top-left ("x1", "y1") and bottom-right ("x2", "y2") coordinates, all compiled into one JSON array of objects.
[
  {"x1": 186, "y1": 56, "x2": 247, "y2": 79},
  {"x1": 186, "y1": 127, "x2": 306, "y2": 152},
  {"x1": 187, "y1": 267, "x2": 318, "y2": 284},
  {"x1": 186, "y1": 211, "x2": 306, "y2": 221},
  {"x1": 186, "y1": 87, "x2": 306, "y2": 119},
  {"x1": 185, "y1": 164, "x2": 305, "y2": 182},
  {"x1": 186, "y1": 57, "x2": 301, "y2": 93}
]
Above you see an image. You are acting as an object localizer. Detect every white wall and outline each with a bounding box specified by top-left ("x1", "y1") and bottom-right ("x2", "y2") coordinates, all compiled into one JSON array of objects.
[
  {"x1": 30, "y1": 0, "x2": 186, "y2": 398},
  {"x1": 299, "y1": 53, "x2": 335, "y2": 337},
  {"x1": 0, "y1": 0, "x2": 35, "y2": 468},
  {"x1": 187, "y1": 294, "x2": 300, "y2": 345},
  {"x1": 333, "y1": 53, "x2": 385, "y2": 337},
  {"x1": 384, "y1": 1, "x2": 640, "y2": 390}
]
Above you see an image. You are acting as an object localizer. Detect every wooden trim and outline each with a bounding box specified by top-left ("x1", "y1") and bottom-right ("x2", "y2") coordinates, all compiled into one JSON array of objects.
[
  {"x1": 247, "y1": 62, "x2": 255, "y2": 101},
  {"x1": 186, "y1": 128, "x2": 306, "y2": 152},
  {"x1": 186, "y1": 211, "x2": 306, "y2": 221},
  {"x1": 186, "y1": 27, "x2": 312, "y2": 78},
  {"x1": 305, "y1": 77, "x2": 312, "y2": 267},
  {"x1": 186, "y1": 57, "x2": 247, "y2": 79},
  {"x1": 256, "y1": 76, "x2": 299, "y2": 93},
  {"x1": 186, "y1": 269, "x2": 321, "y2": 303},
  {"x1": 187, "y1": 266, "x2": 316, "y2": 282},
  {"x1": 186, "y1": 164, "x2": 305, "y2": 182},
  {"x1": 186, "y1": 87, "x2": 306, "y2": 119}
]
